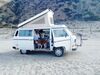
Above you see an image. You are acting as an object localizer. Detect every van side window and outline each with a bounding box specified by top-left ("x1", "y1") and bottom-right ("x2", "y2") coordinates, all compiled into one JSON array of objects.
[
  {"x1": 15, "y1": 31, "x2": 18, "y2": 36},
  {"x1": 19, "y1": 30, "x2": 32, "y2": 37},
  {"x1": 53, "y1": 29, "x2": 68, "y2": 37}
]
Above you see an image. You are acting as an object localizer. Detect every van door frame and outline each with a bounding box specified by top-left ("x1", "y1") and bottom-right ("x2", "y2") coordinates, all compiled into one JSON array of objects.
[
  {"x1": 50, "y1": 28, "x2": 53, "y2": 51},
  {"x1": 34, "y1": 28, "x2": 52, "y2": 51}
]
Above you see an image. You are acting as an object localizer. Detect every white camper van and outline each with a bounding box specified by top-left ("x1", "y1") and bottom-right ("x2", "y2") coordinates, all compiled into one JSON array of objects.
[{"x1": 12, "y1": 25, "x2": 77, "y2": 57}]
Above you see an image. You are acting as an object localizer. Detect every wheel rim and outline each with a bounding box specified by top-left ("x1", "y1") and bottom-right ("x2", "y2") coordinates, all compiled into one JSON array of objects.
[
  {"x1": 55, "y1": 49, "x2": 62, "y2": 56},
  {"x1": 20, "y1": 50, "x2": 27, "y2": 54}
]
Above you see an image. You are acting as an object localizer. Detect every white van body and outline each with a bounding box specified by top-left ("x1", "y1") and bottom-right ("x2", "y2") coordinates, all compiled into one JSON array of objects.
[{"x1": 12, "y1": 25, "x2": 77, "y2": 57}]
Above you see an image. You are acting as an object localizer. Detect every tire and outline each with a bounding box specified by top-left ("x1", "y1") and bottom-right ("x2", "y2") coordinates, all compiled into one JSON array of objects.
[
  {"x1": 20, "y1": 50, "x2": 28, "y2": 54},
  {"x1": 72, "y1": 39, "x2": 78, "y2": 51},
  {"x1": 53, "y1": 47, "x2": 64, "y2": 57},
  {"x1": 72, "y1": 45, "x2": 77, "y2": 51},
  {"x1": 72, "y1": 48, "x2": 77, "y2": 51}
]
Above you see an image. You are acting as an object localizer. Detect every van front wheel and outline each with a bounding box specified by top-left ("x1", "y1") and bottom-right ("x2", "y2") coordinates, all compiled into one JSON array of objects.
[
  {"x1": 53, "y1": 47, "x2": 64, "y2": 57},
  {"x1": 20, "y1": 50, "x2": 27, "y2": 54}
]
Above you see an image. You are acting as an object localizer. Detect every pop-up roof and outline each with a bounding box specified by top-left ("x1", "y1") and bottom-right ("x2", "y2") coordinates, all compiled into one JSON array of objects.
[{"x1": 18, "y1": 9, "x2": 54, "y2": 28}]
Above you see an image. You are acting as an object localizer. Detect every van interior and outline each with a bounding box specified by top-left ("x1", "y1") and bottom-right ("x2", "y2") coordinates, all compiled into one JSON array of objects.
[{"x1": 34, "y1": 29, "x2": 50, "y2": 50}]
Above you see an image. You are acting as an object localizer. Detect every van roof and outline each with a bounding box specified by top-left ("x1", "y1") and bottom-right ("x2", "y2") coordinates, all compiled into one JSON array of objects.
[{"x1": 18, "y1": 25, "x2": 67, "y2": 30}]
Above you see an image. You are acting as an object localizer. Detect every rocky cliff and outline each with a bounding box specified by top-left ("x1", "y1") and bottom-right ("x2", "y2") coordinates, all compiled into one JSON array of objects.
[{"x1": 0, "y1": 0, "x2": 100, "y2": 25}]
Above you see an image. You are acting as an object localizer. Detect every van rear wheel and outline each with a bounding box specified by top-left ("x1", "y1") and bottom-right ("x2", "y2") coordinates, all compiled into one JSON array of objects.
[
  {"x1": 53, "y1": 47, "x2": 64, "y2": 57},
  {"x1": 20, "y1": 50, "x2": 27, "y2": 54}
]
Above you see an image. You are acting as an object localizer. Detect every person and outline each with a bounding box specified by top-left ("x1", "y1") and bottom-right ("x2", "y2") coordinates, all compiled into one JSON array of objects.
[
  {"x1": 34, "y1": 32, "x2": 39, "y2": 40},
  {"x1": 38, "y1": 30, "x2": 48, "y2": 48},
  {"x1": 34, "y1": 31, "x2": 40, "y2": 48}
]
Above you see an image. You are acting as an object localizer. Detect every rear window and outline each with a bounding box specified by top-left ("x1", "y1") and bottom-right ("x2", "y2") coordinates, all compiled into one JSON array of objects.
[{"x1": 19, "y1": 30, "x2": 32, "y2": 37}]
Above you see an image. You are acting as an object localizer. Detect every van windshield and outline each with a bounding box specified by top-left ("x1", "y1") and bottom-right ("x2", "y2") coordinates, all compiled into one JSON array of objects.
[
  {"x1": 53, "y1": 29, "x2": 68, "y2": 37},
  {"x1": 65, "y1": 28, "x2": 73, "y2": 36}
]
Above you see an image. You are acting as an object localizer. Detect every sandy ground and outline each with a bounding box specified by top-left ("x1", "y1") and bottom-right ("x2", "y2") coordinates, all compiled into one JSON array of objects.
[
  {"x1": 0, "y1": 24, "x2": 100, "y2": 75},
  {"x1": 0, "y1": 38, "x2": 100, "y2": 75}
]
